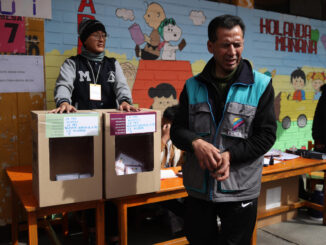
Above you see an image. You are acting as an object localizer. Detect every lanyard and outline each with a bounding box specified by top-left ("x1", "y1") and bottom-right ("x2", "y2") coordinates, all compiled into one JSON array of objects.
[{"x1": 87, "y1": 61, "x2": 102, "y2": 84}]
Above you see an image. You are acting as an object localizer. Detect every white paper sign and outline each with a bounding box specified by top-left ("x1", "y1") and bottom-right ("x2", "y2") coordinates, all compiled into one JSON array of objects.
[
  {"x1": 266, "y1": 186, "x2": 281, "y2": 210},
  {"x1": 0, "y1": 55, "x2": 44, "y2": 93},
  {"x1": 0, "y1": 0, "x2": 52, "y2": 19},
  {"x1": 125, "y1": 114, "x2": 156, "y2": 134},
  {"x1": 64, "y1": 116, "x2": 99, "y2": 137}
]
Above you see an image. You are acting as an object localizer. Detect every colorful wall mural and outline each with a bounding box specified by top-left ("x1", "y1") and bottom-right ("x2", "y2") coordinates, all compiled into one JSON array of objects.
[{"x1": 44, "y1": 1, "x2": 326, "y2": 152}]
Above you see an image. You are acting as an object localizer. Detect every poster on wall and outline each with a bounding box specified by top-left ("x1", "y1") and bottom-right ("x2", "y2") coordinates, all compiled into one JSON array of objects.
[
  {"x1": 0, "y1": 16, "x2": 25, "y2": 53},
  {"x1": 0, "y1": 0, "x2": 52, "y2": 19},
  {"x1": 0, "y1": 55, "x2": 44, "y2": 93}
]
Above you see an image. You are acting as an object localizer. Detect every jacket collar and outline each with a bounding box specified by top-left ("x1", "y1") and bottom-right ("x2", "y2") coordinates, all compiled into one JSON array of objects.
[{"x1": 196, "y1": 57, "x2": 255, "y2": 86}]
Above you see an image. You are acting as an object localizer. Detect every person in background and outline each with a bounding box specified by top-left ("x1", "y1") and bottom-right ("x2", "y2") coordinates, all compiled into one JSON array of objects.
[
  {"x1": 52, "y1": 18, "x2": 139, "y2": 245},
  {"x1": 52, "y1": 18, "x2": 138, "y2": 113},
  {"x1": 158, "y1": 105, "x2": 185, "y2": 235},
  {"x1": 171, "y1": 15, "x2": 276, "y2": 244},
  {"x1": 161, "y1": 105, "x2": 184, "y2": 168},
  {"x1": 312, "y1": 83, "x2": 326, "y2": 153}
]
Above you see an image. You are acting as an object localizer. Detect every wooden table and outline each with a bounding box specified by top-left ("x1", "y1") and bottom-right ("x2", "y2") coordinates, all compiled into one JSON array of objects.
[
  {"x1": 252, "y1": 157, "x2": 326, "y2": 245},
  {"x1": 114, "y1": 159, "x2": 326, "y2": 245},
  {"x1": 6, "y1": 165, "x2": 105, "y2": 245},
  {"x1": 113, "y1": 167, "x2": 188, "y2": 245}
]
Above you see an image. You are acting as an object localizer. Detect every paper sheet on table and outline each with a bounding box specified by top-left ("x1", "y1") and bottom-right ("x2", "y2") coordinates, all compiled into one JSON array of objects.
[
  {"x1": 274, "y1": 152, "x2": 300, "y2": 160},
  {"x1": 265, "y1": 149, "x2": 300, "y2": 160},
  {"x1": 160, "y1": 169, "x2": 177, "y2": 179},
  {"x1": 263, "y1": 158, "x2": 281, "y2": 165}
]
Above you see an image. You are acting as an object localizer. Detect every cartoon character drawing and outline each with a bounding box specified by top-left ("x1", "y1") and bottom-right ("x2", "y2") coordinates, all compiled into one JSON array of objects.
[
  {"x1": 291, "y1": 68, "x2": 306, "y2": 101},
  {"x1": 263, "y1": 69, "x2": 276, "y2": 79},
  {"x1": 158, "y1": 18, "x2": 186, "y2": 60},
  {"x1": 307, "y1": 71, "x2": 326, "y2": 100},
  {"x1": 148, "y1": 83, "x2": 178, "y2": 112},
  {"x1": 135, "y1": 2, "x2": 166, "y2": 60},
  {"x1": 120, "y1": 62, "x2": 137, "y2": 91}
]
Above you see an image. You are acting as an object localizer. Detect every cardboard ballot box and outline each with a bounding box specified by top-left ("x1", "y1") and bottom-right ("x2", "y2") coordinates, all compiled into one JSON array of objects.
[
  {"x1": 31, "y1": 111, "x2": 102, "y2": 207},
  {"x1": 99, "y1": 109, "x2": 161, "y2": 199}
]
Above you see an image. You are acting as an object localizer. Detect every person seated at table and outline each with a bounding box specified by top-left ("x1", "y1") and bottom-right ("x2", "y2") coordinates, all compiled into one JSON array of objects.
[
  {"x1": 161, "y1": 105, "x2": 184, "y2": 168},
  {"x1": 312, "y1": 83, "x2": 326, "y2": 153},
  {"x1": 160, "y1": 105, "x2": 185, "y2": 235},
  {"x1": 131, "y1": 105, "x2": 185, "y2": 235}
]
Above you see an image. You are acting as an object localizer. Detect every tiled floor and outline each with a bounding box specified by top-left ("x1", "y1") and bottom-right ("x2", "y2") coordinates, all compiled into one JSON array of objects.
[{"x1": 0, "y1": 208, "x2": 325, "y2": 245}]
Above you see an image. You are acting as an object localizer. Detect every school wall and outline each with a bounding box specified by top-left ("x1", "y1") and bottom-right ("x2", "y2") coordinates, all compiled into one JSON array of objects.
[
  {"x1": 1, "y1": 0, "x2": 326, "y2": 224},
  {"x1": 44, "y1": 0, "x2": 326, "y2": 152}
]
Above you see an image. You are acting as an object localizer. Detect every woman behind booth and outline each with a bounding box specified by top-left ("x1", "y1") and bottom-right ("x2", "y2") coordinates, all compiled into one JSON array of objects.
[
  {"x1": 52, "y1": 18, "x2": 138, "y2": 245},
  {"x1": 52, "y1": 18, "x2": 138, "y2": 113},
  {"x1": 312, "y1": 84, "x2": 326, "y2": 153}
]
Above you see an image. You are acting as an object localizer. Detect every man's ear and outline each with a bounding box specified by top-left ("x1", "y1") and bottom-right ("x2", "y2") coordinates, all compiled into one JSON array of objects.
[{"x1": 207, "y1": 40, "x2": 213, "y2": 54}]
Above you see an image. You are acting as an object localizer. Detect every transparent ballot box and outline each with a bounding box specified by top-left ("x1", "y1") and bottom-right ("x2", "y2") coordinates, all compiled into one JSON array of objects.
[
  {"x1": 101, "y1": 109, "x2": 161, "y2": 199},
  {"x1": 31, "y1": 111, "x2": 102, "y2": 207}
]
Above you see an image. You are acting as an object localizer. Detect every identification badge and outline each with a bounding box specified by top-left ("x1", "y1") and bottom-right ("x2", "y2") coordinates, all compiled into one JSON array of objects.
[{"x1": 90, "y1": 84, "x2": 101, "y2": 101}]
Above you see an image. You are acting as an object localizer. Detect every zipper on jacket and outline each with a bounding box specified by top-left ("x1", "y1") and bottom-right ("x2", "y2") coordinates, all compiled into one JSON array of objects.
[
  {"x1": 216, "y1": 81, "x2": 253, "y2": 193},
  {"x1": 206, "y1": 93, "x2": 218, "y2": 201}
]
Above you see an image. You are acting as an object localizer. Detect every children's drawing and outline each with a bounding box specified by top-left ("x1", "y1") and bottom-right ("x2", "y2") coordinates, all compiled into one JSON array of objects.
[
  {"x1": 134, "y1": 2, "x2": 166, "y2": 60},
  {"x1": 307, "y1": 71, "x2": 326, "y2": 100},
  {"x1": 148, "y1": 83, "x2": 178, "y2": 113},
  {"x1": 116, "y1": 8, "x2": 134, "y2": 21},
  {"x1": 290, "y1": 68, "x2": 306, "y2": 101},
  {"x1": 158, "y1": 18, "x2": 186, "y2": 60},
  {"x1": 189, "y1": 10, "x2": 206, "y2": 26}
]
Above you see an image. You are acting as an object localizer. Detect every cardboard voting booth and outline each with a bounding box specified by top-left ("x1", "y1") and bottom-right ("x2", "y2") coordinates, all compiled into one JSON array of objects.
[
  {"x1": 99, "y1": 109, "x2": 161, "y2": 199},
  {"x1": 31, "y1": 111, "x2": 102, "y2": 207}
]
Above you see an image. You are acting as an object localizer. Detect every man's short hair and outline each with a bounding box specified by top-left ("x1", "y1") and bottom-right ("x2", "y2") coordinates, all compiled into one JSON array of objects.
[{"x1": 208, "y1": 14, "x2": 245, "y2": 42}]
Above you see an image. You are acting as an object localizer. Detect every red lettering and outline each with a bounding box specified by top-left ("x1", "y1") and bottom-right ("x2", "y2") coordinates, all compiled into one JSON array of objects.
[
  {"x1": 78, "y1": 0, "x2": 96, "y2": 13},
  {"x1": 286, "y1": 38, "x2": 294, "y2": 52},
  {"x1": 294, "y1": 39, "x2": 307, "y2": 53},
  {"x1": 308, "y1": 40, "x2": 317, "y2": 54},
  {"x1": 260, "y1": 18, "x2": 268, "y2": 34},
  {"x1": 305, "y1": 25, "x2": 311, "y2": 39},
  {"x1": 275, "y1": 36, "x2": 285, "y2": 51},
  {"x1": 295, "y1": 24, "x2": 305, "y2": 38},
  {"x1": 271, "y1": 19, "x2": 281, "y2": 35},
  {"x1": 283, "y1": 22, "x2": 293, "y2": 37}
]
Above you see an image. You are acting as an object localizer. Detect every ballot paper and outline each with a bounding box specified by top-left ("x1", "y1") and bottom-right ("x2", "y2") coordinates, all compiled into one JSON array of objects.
[
  {"x1": 56, "y1": 173, "x2": 91, "y2": 181},
  {"x1": 160, "y1": 169, "x2": 177, "y2": 179},
  {"x1": 115, "y1": 153, "x2": 143, "y2": 175}
]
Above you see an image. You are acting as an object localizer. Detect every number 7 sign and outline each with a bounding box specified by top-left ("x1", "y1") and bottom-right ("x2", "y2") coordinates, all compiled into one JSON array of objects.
[{"x1": 0, "y1": 16, "x2": 25, "y2": 53}]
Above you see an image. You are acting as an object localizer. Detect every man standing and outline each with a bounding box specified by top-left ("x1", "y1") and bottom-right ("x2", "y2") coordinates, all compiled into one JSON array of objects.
[{"x1": 171, "y1": 15, "x2": 276, "y2": 244}]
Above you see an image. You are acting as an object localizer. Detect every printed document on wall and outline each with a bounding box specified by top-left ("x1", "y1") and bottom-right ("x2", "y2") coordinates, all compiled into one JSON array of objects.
[{"x1": 0, "y1": 55, "x2": 44, "y2": 93}]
